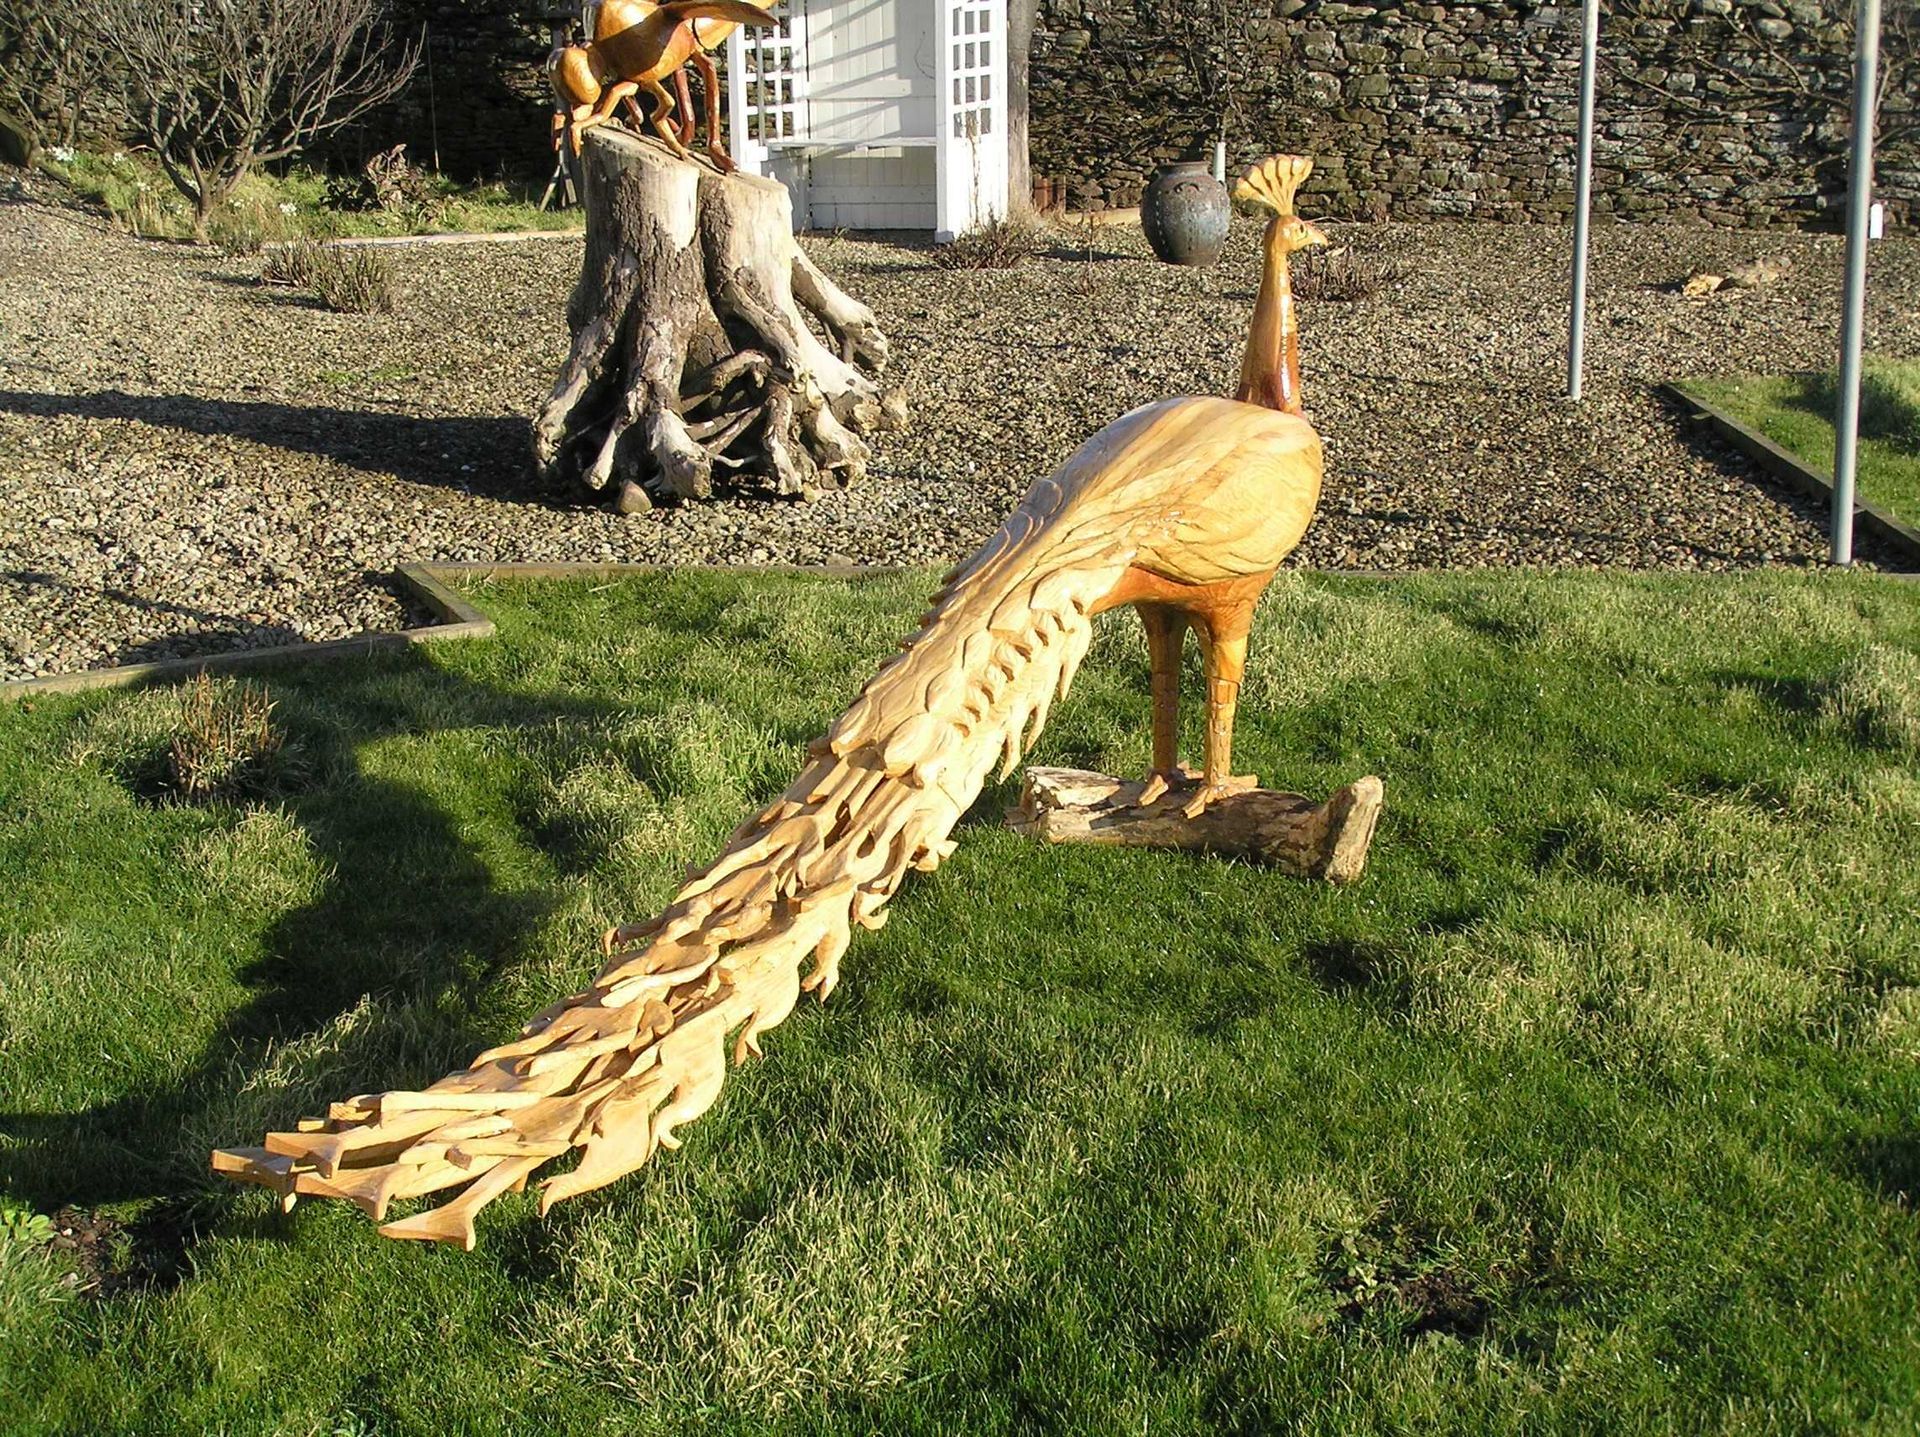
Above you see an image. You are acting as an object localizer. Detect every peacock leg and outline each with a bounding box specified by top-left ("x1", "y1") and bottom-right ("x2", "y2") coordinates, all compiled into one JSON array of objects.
[
  {"x1": 1135, "y1": 603, "x2": 1188, "y2": 807},
  {"x1": 1183, "y1": 600, "x2": 1260, "y2": 818}
]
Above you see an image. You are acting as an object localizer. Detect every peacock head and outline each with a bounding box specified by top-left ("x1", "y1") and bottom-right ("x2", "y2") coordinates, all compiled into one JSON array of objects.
[{"x1": 1235, "y1": 155, "x2": 1329, "y2": 256}]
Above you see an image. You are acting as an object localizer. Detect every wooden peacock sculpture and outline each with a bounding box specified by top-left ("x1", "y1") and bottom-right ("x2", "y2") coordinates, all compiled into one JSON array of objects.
[{"x1": 212, "y1": 156, "x2": 1334, "y2": 1247}]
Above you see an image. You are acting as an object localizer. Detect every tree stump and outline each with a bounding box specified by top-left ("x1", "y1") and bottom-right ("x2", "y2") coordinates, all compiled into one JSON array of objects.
[
  {"x1": 534, "y1": 128, "x2": 902, "y2": 512},
  {"x1": 1009, "y1": 767, "x2": 1384, "y2": 884}
]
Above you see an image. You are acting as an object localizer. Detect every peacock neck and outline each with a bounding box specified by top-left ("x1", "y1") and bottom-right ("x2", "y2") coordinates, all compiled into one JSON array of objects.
[{"x1": 1235, "y1": 218, "x2": 1303, "y2": 415}]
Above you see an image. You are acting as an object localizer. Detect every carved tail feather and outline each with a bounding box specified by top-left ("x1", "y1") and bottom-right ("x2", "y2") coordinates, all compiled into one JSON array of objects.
[
  {"x1": 658, "y1": 0, "x2": 779, "y2": 26},
  {"x1": 212, "y1": 478, "x2": 1136, "y2": 1248}
]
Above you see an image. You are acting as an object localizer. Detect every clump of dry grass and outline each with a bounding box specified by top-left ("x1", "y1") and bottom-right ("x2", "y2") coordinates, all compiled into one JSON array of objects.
[
  {"x1": 159, "y1": 674, "x2": 301, "y2": 805},
  {"x1": 1292, "y1": 245, "x2": 1407, "y2": 303},
  {"x1": 261, "y1": 240, "x2": 394, "y2": 314},
  {"x1": 106, "y1": 186, "x2": 179, "y2": 241},
  {"x1": 205, "y1": 192, "x2": 298, "y2": 255},
  {"x1": 1820, "y1": 644, "x2": 1920, "y2": 755}
]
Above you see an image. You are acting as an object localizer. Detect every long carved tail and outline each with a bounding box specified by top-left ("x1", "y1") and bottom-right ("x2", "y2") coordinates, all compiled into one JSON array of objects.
[{"x1": 212, "y1": 465, "x2": 1140, "y2": 1247}]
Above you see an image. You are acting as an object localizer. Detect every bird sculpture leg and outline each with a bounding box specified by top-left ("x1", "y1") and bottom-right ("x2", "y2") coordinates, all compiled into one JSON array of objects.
[
  {"x1": 676, "y1": 67, "x2": 699, "y2": 149},
  {"x1": 689, "y1": 47, "x2": 734, "y2": 171},
  {"x1": 570, "y1": 82, "x2": 638, "y2": 154},
  {"x1": 1135, "y1": 603, "x2": 1188, "y2": 808},
  {"x1": 1183, "y1": 594, "x2": 1262, "y2": 818},
  {"x1": 640, "y1": 76, "x2": 693, "y2": 159}
]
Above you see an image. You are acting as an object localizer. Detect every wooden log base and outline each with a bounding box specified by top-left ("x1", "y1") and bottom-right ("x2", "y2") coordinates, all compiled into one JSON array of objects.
[
  {"x1": 534, "y1": 127, "x2": 904, "y2": 507},
  {"x1": 1008, "y1": 766, "x2": 1384, "y2": 884}
]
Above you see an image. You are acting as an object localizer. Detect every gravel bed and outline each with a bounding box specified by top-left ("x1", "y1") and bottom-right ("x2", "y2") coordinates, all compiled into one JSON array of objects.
[{"x1": 2, "y1": 173, "x2": 1917, "y2": 682}]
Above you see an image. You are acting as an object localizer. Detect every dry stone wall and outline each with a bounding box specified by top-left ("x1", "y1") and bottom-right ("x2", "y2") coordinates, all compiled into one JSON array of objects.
[
  {"x1": 1029, "y1": 0, "x2": 1917, "y2": 225},
  {"x1": 336, "y1": 0, "x2": 558, "y2": 182}
]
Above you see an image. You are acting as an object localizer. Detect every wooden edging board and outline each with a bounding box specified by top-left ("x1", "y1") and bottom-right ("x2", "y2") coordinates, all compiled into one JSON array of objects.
[
  {"x1": 1, "y1": 563, "x2": 492, "y2": 701},
  {"x1": 1662, "y1": 380, "x2": 1920, "y2": 570},
  {"x1": 5, "y1": 550, "x2": 1911, "y2": 703},
  {"x1": 0, "y1": 561, "x2": 904, "y2": 702}
]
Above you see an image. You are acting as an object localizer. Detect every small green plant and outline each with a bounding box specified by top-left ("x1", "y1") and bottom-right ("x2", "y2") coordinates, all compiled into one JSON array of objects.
[
  {"x1": 1291, "y1": 244, "x2": 1406, "y2": 303},
  {"x1": 0, "y1": 1199, "x2": 54, "y2": 1249},
  {"x1": 325, "y1": 143, "x2": 450, "y2": 230},
  {"x1": 319, "y1": 363, "x2": 416, "y2": 388},
  {"x1": 162, "y1": 674, "x2": 298, "y2": 805},
  {"x1": 311, "y1": 246, "x2": 395, "y2": 313},
  {"x1": 933, "y1": 213, "x2": 1045, "y2": 271}
]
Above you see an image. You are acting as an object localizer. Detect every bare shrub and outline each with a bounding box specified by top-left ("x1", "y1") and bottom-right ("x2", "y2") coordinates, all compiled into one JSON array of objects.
[
  {"x1": 0, "y1": 0, "x2": 88, "y2": 153},
  {"x1": 91, "y1": 0, "x2": 419, "y2": 238},
  {"x1": 933, "y1": 214, "x2": 1045, "y2": 271},
  {"x1": 261, "y1": 240, "x2": 325, "y2": 289},
  {"x1": 1604, "y1": 0, "x2": 1918, "y2": 207},
  {"x1": 1292, "y1": 246, "x2": 1407, "y2": 303}
]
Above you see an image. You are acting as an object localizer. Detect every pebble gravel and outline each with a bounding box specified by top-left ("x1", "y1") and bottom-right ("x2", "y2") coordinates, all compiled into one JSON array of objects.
[{"x1": 2, "y1": 177, "x2": 1916, "y2": 682}]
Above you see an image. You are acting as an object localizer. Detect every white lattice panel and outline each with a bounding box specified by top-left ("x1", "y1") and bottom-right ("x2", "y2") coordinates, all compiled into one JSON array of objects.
[
  {"x1": 935, "y1": 0, "x2": 1007, "y2": 238},
  {"x1": 728, "y1": 5, "x2": 809, "y2": 177}
]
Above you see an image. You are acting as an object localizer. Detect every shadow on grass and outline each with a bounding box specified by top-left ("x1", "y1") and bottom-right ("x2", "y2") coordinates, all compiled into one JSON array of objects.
[
  {"x1": 1848, "y1": 1133, "x2": 1920, "y2": 1212},
  {"x1": 0, "y1": 652, "x2": 623, "y2": 1226}
]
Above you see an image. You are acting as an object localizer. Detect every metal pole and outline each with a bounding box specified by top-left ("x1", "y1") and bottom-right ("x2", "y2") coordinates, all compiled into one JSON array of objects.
[
  {"x1": 1832, "y1": 0, "x2": 1882, "y2": 566},
  {"x1": 1568, "y1": 0, "x2": 1600, "y2": 401}
]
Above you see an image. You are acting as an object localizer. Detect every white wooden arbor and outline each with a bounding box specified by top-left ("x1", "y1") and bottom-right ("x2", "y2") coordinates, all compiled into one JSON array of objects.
[{"x1": 727, "y1": 0, "x2": 1009, "y2": 239}]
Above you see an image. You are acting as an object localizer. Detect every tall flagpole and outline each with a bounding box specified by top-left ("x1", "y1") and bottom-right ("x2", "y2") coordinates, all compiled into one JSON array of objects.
[
  {"x1": 1568, "y1": 0, "x2": 1600, "y2": 401},
  {"x1": 1832, "y1": 0, "x2": 1882, "y2": 566}
]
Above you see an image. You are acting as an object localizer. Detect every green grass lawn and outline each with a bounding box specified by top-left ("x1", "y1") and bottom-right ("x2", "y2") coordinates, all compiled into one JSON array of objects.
[
  {"x1": 1687, "y1": 357, "x2": 1920, "y2": 532},
  {"x1": 4, "y1": 569, "x2": 1920, "y2": 1435}
]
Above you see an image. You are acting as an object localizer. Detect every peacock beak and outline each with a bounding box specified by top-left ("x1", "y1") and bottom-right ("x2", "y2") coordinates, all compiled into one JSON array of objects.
[{"x1": 1298, "y1": 220, "x2": 1330, "y2": 249}]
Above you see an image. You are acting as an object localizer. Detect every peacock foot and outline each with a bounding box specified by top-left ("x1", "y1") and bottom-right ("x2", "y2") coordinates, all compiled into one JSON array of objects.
[
  {"x1": 1181, "y1": 774, "x2": 1260, "y2": 819},
  {"x1": 1134, "y1": 766, "x2": 1198, "y2": 809}
]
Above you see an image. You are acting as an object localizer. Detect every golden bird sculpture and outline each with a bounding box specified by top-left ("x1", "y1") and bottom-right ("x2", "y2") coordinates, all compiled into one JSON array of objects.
[
  {"x1": 212, "y1": 156, "x2": 1332, "y2": 1247},
  {"x1": 549, "y1": 0, "x2": 778, "y2": 163},
  {"x1": 585, "y1": 0, "x2": 744, "y2": 169}
]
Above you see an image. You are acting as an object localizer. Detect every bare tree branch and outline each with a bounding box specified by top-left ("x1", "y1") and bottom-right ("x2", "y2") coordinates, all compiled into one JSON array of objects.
[
  {"x1": 0, "y1": 0, "x2": 92, "y2": 149},
  {"x1": 1602, "y1": 0, "x2": 1918, "y2": 200},
  {"x1": 89, "y1": 0, "x2": 420, "y2": 234}
]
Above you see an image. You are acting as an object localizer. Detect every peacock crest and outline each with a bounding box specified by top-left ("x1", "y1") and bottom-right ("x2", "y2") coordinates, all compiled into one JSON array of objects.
[{"x1": 1234, "y1": 154, "x2": 1314, "y2": 219}]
